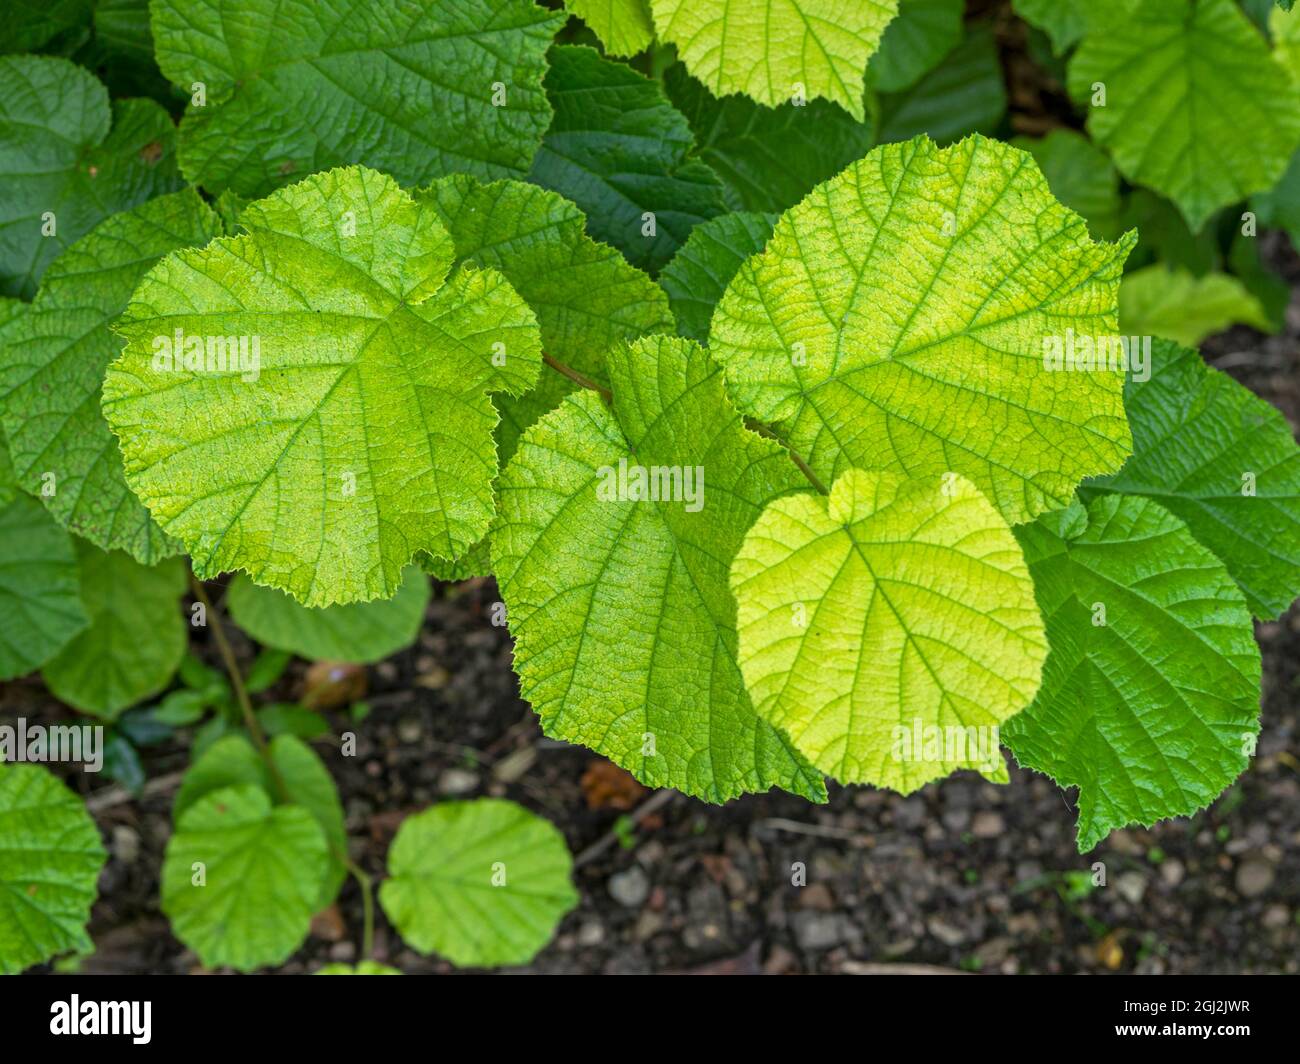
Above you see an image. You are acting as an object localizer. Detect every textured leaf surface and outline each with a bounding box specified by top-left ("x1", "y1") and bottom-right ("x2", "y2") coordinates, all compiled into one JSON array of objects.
[
  {"x1": 1119, "y1": 266, "x2": 1271, "y2": 347},
  {"x1": 1004, "y1": 495, "x2": 1261, "y2": 852},
  {"x1": 0, "y1": 55, "x2": 180, "y2": 298},
  {"x1": 379, "y1": 799, "x2": 576, "y2": 968},
  {"x1": 162, "y1": 783, "x2": 327, "y2": 971},
  {"x1": 664, "y1": 65, "x2": 876, "y2": 214},
  {"x1": 174, "y1": 734, "x2": 347, "y2": 910},
  {"x1": 529, "y1": 45, "x2": 727, "y2": 272},
  {"x1": 876, "y1": 24, "x2": 1006, "y2": 145},
  {"x1": 659, "y1": 211, "x2": 776, "y2": 343},
  {"x1": 650, "y1": 0, "x2": 898, "y2": 119},
  {"x1": 1069, "y1": 0, "x2": 1300, "y2": 231},
  {"x1": 732, "y1": 469, "x2": 1046, "y2": 791},
  {"x1": 869, "y1": 0, "x2": 963, "y2": 92},
  {"x1": 420, "y1": 173, "x2": 672, "y2": 463},
  {"x1": 710, "y1": 134, "x2": 1136, "y2": 524},
  {"x1": 564, "y1": 0, "x2": 654, "y2": 56},
  {"x1": 1012, "y1": 129, "x2": 1123, "y2": 240},
  {"x1": 1012, "y1": 0, "x2": 1090, "y2": 54},
  {"x1": 42, "y1": 542, "x2": 186, "y2": 719},
  {"x1": 0, "y1": 763, "x2": 105, "y2": 975},
  {"x1": 0, "y1": 495, "x2": 87, "y2": 681},
  {"x1": 494, "y1": 335, "x2": 826, "y2": 803},
  {"x1": 0, "y1": 191, "x2": 221, "y2": 562},
  {"x1": 229, "y1": 566, "x2": 429, "y2": 664},
  {"x1": 1085, "y1": 340, "x2": 1300, "y2": 619},
  {"x1": 151, "y1": 0, "x2": 564, "y2": 198},
  {"x1": 103, "y1": 167, "x2": 542, "y2": 606}
]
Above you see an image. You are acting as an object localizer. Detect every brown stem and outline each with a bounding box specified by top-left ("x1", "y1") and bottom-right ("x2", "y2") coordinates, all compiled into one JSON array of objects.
[
  {"x1": 745, "y1": 419, "x2": 829, "y2": 495},
  {"x1": 542, "y1": 352, "x2": 612, "y2": 403}
]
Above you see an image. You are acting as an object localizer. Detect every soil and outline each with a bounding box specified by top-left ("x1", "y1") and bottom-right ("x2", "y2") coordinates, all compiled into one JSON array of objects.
[{"x1": 10, "y1": 234, "x2": 1295, "y2": 976}]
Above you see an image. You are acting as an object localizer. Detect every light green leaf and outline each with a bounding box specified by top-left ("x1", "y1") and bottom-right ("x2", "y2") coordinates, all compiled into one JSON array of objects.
[
  {"x1": 418, "y1": 538, "x2": 493, "y2": 583},
  {"x1": 529, "y1": 45, "x2": 727, "y2": 272},
  {"x1": 42, "y1": 542, "x2": 186, "y2": 719},
  {"x1": 419, "y1": 173, "x2": 672, "y2": 464},
  {"x1": 869, "y1": 0, "x2": 963, "y2": 92},
  {"x1": 564, "y1": 0, "x2": 654, "y2": 57},
  {"x1": 0, "y1": 763, "x2": 105, "y2": 975},
  {"x1": 1012, "y1": 0, "x2": 1091, "y2": 55},
  {"x1": 710, "y1": 134, "x2": 1136, "y2": 525},
  {"x1": 1085, "y1": 340, "x2": 1300, "y2": 619},
  {"x1": 0, "y1": 495, "x2": 88, "y2": 681},
  {"x1": 1119, "y1": 266, "x2": 1272, "y2": 347},
  {"x1": 151, "y1": 0, "x2": 564, "y2": 198},
  {"x1": 876, "y1": 24, "x2": 1006, "y2": 145},
  {"x1": 103, "y1": 166, "x2": 542, "y2": 607},
  {"x1": 659, "y1": 211, "x2": 776, "y2": 343},
  {"x1": 664, "y1": 65, "x2": 876, "y2": 214},
  {"x1": 174, "y1": 733, "x2": 347, "y2": 910},
  {"x1": 1273, "y1": 2, "x2": 1300, "y2": 79},
  {"x1": 732, "y1": 469, "x2": 1046, "y2": 791},
  {"x1": 316, "y1": 961, "x2": 402, "y2": 975},
  {"x1": 1004, "y1": 495, "x2": 1261, "y2": 852},
  {"x1": 229, "y1": 566, "x2": 428, "y2": 665},
  {"x1": 493, "y1": 335, "x2": 827, "y2": 803},
  {"x1": 379, "y1": 799, "x2": 577, "y2": 968},
  {"x1": 0, "y1": 191, "x2": 221, "y2": 562},
  {"x1": 0, "y1": 55, "x2": 180, "y2": 298},
  {"x1": 1011, "y1": 129, "x2": 1123, "y2": 241},
  {"x1": 161, "y1": 783, "x2": 328, "y2": 971},
  {"x1": 650, "y1": 0, "x2": 899, "y2": 120},
  {"x1": 1069, "y1": 0, "x2": 1300, "y2": 232}
]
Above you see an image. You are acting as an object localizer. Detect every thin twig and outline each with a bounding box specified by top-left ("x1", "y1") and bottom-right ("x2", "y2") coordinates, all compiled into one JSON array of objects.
[
  {"x1": 574, "y1": 789, "x2": 677, "y2": 867},
  {"x1": 87, "y1": 770, "x2": 185, "y2": 813},
  {"x1": 745, "y1": 419, "x2": 829, "y2": 495},
  {"x1": 754, "y1": 817, "x2": 868, "y2": 842},
  {"x1": 543, "y1": 352, "x2": 613, "y2": 403}
]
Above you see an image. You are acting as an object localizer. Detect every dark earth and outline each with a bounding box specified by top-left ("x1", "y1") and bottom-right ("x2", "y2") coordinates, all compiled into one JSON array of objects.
[{"x1": 7, "y1": 232, "x2": 1297, "y2": 976}]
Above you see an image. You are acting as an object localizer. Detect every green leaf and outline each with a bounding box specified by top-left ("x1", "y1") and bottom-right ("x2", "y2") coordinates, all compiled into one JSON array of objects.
[
  {"x1": 529, "y1": 45, "x2": 727, "y2": 272},
  {"x1": 41, "y1": 542, "x2": 186, "y2": 719},
  {"x1": 379, "y1": 799, "x2": 577, "y2": 968},
  {"x1": 650, "y1": 0, "x2": 899, "y2": 120},
  {"x1": 1252, "y1": 147, "x2": 1300, "y2": 251},
  {"x1": 0, "y1": 190, "x2": 221, "y2": 562},
  {"x1": 174, "y1": 733, "x2": 346, "y2": 910},
  {"x1": 1012, "y1": 0, "x2": 1091, "y2": 55},
  {"x1": 1069, "y1": 0, "x2": 1300, "y2": 232},
  {"x1": 563, "y1": 0, "x2": 654, "y2": 57},
  {"x1": 419, "y1": 173, "x2": 673, "y2": 463},
  {"x1": 1004, "y1": 495, "x2": 1261, "y2": 852},
  {"x1": 229, "y1": 566, "x2": 428, "y2": 665},
  {"x1": 258, "y1": 704, "x2": 330, "y2": 741},
  {"x1": 244, "y1": 648, "x2": 291, "y2": 695},
  {"x1": 869, "y1": 0, "x2": 963, "y2": 93},
  {"x1": 161, "y1": 783, "x2": 328, "y2": 971},
  {"x1": 0, "y1": 495, "x2": 88, "y2": 681},
  {"x1": 1121, "y1": 189, "x2": 1220, "y2": 276},
  {"x1": 1273, "y1": 1, "x2": 1300, "y2": 80},
  {"x1": 876, "y1": 24, "x2": 1006, "y2": 146},
  {"x1": 1085, "y1": 340, "x2": 1300, "y2": 619},
  {"x1": 732, "y1": 469, "x2": 1046, "y2": 791},
  {"x1": 316, "y1": 961, "x2": 402, "y2": 975},
  {"x1": 103, "y1": 166, "x2": 543, "y2": 607},
  {"x1": 493, "y1": 335, "x2": 827, "y2": 803},
  {"x1": 710, "y1": 134, "x2": 1136, "y2": 525},
  {"x1": 418, "y1": 537, "x2": 493, "y2": 583},
  {"x1": 1011, "y1": 129, "x2": 1123, "y2": 241},
  {"x1": 150, "y1": 0, "x2": 564, "y2": 198},
  {"x1": 0, "y1": 0, "x2": 91, "y2": 53},
  {"x1": 659, "y1": 211, "x2": 776, "y2": 343},
  {"x1": 0, "y1": 55, "x2": 181, "y2": 298},
  {"x1": 663, "y1": 64, "x2": 876, "y2": 214},
  {"x1": 0, "y1": 762, "x2": 106, "y2": 975},
  {"x1": 1119, "y1": 265, "x2": 1272, "y2": 347}
]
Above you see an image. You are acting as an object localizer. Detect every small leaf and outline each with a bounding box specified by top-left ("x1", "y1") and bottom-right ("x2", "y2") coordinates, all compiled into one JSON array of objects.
[
  {"x1": 0, "y1": 495, "x2": 88, "y2": 681},
  {"x1": 0, "y1": 763, "x2": 106, "y2": 975},
  {"x1": 731, "y1": 469, "x2": 1047, "y2": 791},
  {"x1": 379, "y1": 799, "x2": 577, "y2": 968},
  {"x1": 42, "y1": 542, "x2": 187, "y2": 720},
  {"x1": 1119, "y1": 266, "x2": 1272, "y2": 347},
  {"x1": 243, "y1": 648, "x2": 292, "y2": 695},
  {"x1": 103, "y1": 166, "x2": 543, "y2": 606},
  {"x1": 162, "y1": 784, "x2": 328, "y2": 971},
  {"x1": 1012, "y1": 0, "x2": 1091, "y2": 55},
  {"x1": 229, "y1": 567, "x2": 429, "y2": 665},
  {"x1": 564, "y1": 0, "x2": 654, "y2": 57},
  {"x1": 315, "y1": 961, "x2": 402, "y2": 975},
  {"x1": 1004, "y1": 495, "x2": 1261, "y2": 852}
]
